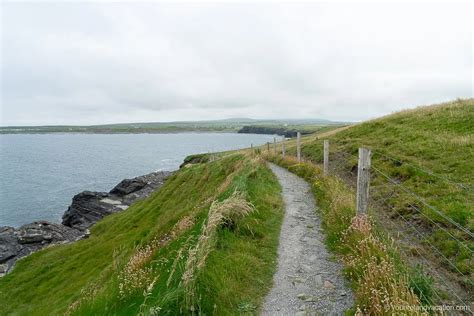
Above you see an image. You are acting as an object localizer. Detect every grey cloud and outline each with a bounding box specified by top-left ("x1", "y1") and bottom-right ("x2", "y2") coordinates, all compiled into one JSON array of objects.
[{"x1": 1, "y1": 2, "x2": 472, "y2": 125}]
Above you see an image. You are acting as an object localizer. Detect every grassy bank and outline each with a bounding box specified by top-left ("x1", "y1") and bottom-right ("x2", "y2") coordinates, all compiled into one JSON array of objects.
[
  {"x1": 274, "y1": 99, "x2": 473, "y2": 292},
  {"x1": 0, "y1": 154, "x2": 284, "y2": 315}
]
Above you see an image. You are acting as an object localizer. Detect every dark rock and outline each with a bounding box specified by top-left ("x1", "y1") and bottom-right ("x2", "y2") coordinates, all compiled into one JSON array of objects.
[
  {"x1": 62, "y1": 191, "x2": 124, "y2": 231},
  {"x1": 113, "y1": 171, "x2": 171, "y2": 205},
  {"x1": 110, "y1": 178, "x2": 147, "y2": 196},
  {"x1": 61, "y1": 171, "x2": 171, "y2": 231},
  {"x1": 0, "y1": 170, "x2": 172, "y2": 277},
  {"x1": 17, "y1": 221, "x2": 83, "y2": 244},
  {"x1": 0, "y1": 221, "x2": 82, "y2": 276},
  {"x1": 0, "y1": 227, "x2": 20, "y2": 263}
]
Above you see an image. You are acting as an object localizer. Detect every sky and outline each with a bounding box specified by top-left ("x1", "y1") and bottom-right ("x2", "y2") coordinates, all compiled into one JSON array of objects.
[{"x1": 0, "y1": 1, "x2": 472, "y2": 126}]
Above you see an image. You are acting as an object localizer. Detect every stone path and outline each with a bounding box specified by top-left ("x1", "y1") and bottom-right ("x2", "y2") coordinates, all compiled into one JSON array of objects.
[{"x1": 262, "y1": 163, "x2": 354, "y2": 315}]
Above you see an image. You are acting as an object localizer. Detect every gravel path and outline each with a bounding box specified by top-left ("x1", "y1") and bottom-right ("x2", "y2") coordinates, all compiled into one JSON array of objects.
[{"x1": 262, "y1": 163, "x2": 354, "y2": 315}]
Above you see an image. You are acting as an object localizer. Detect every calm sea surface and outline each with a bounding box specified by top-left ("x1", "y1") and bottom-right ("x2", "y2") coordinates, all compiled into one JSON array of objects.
[{"x1": 0, "y1": 133, "x2": 275, "y2": 227}]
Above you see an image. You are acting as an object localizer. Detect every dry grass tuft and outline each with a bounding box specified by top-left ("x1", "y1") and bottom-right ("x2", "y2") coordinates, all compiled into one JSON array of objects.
[
  {"x1": 343, "y1": 215, "x2": 422, "y2": 315},
  {"x1": 182, "y1": 191, "x2": 255, "y2": 310},
  {"x1": 119, "y1": 244, "x2": 156, "y2": 298},
  {"x1": 355, "y1": 258, "x2": 422, "y2": 315},
  {"x1": 349, "y1": 214, "x2": 372, "y2": 235},
  {"x1": 166, "y1": 235, "x2": 194, "y2": 288},
  {"x1": 118, "y1": 215, "x2": 195, "y2": 298},
  {"x1": 64, "y1": 282, "x2": 100, "y2": 316}
]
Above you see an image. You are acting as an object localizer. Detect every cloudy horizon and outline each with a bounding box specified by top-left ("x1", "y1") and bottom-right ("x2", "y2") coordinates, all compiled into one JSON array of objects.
[{"x1": 1, "y1": 1, "x2": 472, "y2": 126}]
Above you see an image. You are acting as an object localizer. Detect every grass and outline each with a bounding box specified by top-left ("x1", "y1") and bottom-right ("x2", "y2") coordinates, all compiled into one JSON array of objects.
[
  {"x1": 0, "y1": 153, "x2": 284, "y2": 315},
  {"x1": 271, "y1": 99, "x2": 473, "y2": 289}
]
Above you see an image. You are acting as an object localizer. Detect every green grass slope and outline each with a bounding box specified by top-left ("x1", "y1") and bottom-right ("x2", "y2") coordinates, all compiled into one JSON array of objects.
[
  {"x1": 0, "y1": 154, "x2": 284, "y2": 315},
  {"x1": 281, "y1": 99, "x2": 473, "y2": 290}
]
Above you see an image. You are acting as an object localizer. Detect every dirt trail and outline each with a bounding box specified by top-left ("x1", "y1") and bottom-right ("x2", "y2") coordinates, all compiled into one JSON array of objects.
[{"x1": 262, "y1": 163, "x2": 353, "y2": 315}]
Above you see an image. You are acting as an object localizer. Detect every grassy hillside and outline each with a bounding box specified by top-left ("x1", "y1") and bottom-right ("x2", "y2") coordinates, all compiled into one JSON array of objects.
[
  {"x1": 0, "y1": 154, "x2": 284, "y2": 315},
  {"x1": 272, "y1": 99, "x2": 473, "y2": 300}
]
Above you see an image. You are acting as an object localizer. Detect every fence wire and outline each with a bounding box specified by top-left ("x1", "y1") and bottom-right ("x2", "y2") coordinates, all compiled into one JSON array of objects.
[
  {"x1": 372, "y1": 166, "x2": 473, "y2": 239},
  {"x1": 373, "y1": 150, "x2": 473, "y2": 192},
  {"x1": 276, "y1": 138, "x2": 473, "y2": 312}
]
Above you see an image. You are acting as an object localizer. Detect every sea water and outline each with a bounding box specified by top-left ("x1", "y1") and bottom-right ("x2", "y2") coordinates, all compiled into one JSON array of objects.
[{"x1": 0, "y1": 133, "x2": 275, "y2": 227}]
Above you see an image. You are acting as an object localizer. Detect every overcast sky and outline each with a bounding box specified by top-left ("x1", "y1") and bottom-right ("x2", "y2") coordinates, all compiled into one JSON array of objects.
[{"x1": 1, "y1": 1, "x2": 472, "y2": 126}]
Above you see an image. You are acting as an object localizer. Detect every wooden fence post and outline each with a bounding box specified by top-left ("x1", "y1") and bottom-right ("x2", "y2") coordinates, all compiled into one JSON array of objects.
[
  {"x1": 323, "y1": 140, "x2": 329, "y2": 176},
  {"x1": 267, "y1": 142, "x2": 270, "y2": 153},
  {"x1": 356, "y1": 147, "x2": 371, "y2": 215},
  {"x1": 297, "y1": 132, "x2": 301, "y2": 162},
  {"x1": 274, "y1": 137, "x2": 277, "y2": 155},
  {"x1": 282, "y1": 136, "x2": 286, "y2": 158}
]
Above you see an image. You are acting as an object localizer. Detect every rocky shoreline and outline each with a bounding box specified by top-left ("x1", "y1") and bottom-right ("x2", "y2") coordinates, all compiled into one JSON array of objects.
[{"x1": 0, "y1": 170, "x2": 172, "y2": 277}]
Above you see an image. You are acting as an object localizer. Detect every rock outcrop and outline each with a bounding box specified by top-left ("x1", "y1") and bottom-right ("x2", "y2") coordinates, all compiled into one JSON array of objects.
[
  {"x1": 61, "y1": 191, "x2": 126, "y2": 231},
  {"x1": 0, "y1": 222, "x2": 83, "y2": 276},
  {"x1": 0, "y1": 170, "x2": 172, "y2": 276},
  {"x1": 179, "y1": 153, "x2": 210, "y2": 169},
  {"x1": 110, "y1": 178, "x2": 147, "y2": 196},
  {"x1": 62, "y1": 171, "x2": 170, "y2": 231}
]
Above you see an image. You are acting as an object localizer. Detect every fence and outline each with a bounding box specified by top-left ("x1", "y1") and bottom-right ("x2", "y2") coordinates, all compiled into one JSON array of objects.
[{"x1": 266, "y1": 134, "x2": 473, "y2": 312}]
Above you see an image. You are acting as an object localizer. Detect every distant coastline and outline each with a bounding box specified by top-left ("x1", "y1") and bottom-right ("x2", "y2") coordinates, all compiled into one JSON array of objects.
[{"x1": 0, "y1": 118, "x2": 346, "y2": 134}]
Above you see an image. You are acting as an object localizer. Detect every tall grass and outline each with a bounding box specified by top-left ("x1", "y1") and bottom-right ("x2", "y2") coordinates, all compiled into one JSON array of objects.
[
  {"x1": 118, "y1": 215, "x2": 195, "y2": 299},
  {"x1": 182, "y1": 191, "x2": 255, "y2": 311}
]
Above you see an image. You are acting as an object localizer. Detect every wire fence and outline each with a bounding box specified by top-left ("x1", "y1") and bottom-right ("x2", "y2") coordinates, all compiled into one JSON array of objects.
[
  {"x1": 370, "y1": 180, "x2": 472, "y2": 308},
  {"x1": 372, "y1": 150, "x2": 473, "y2": 192},
  {"x1": 269, "y1": 137, "x2": 473, "y2": 312}
]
